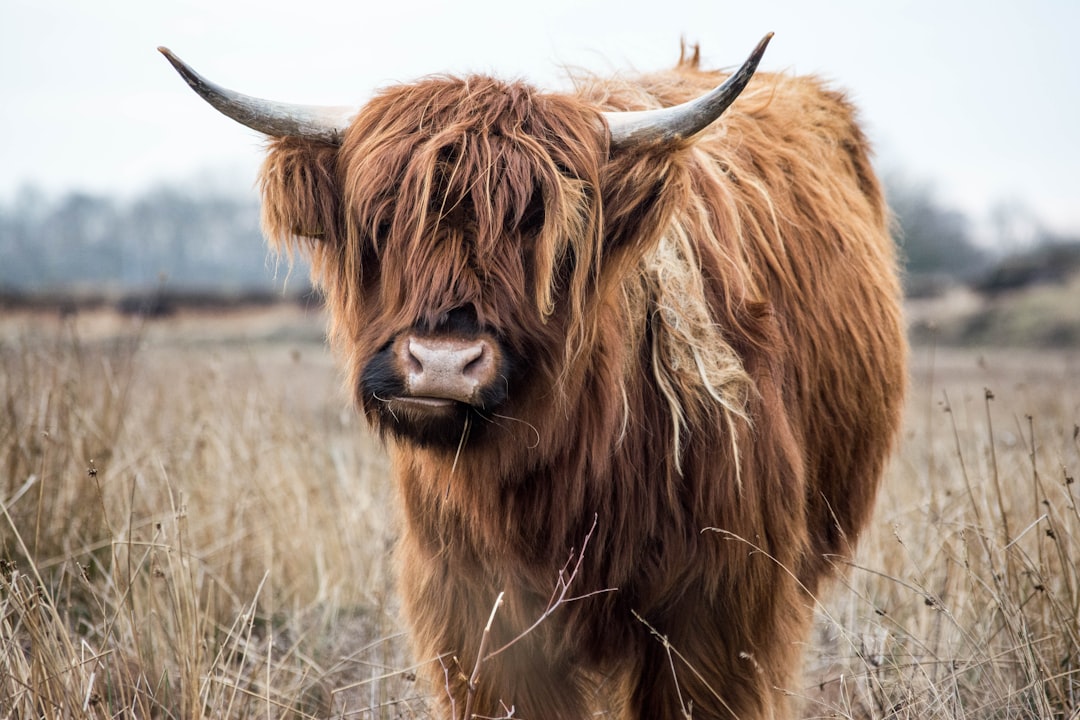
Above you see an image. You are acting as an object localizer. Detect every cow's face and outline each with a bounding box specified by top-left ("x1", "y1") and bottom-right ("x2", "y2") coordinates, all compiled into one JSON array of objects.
[
  {"x1": 160, "y1": 39, "x2": 769, "y2": 452},
  {"x1": 261, "y1": 78, "x2": 676, "y2": 450}
]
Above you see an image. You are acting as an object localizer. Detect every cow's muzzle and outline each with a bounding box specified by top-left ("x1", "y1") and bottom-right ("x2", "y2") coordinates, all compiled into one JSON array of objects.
[
  {"x1": 359, "y1": 325, "x2": 512, "y2": 448},
  {"x1": 396, "y1": 335, "x2": 498, "y2": 406}
]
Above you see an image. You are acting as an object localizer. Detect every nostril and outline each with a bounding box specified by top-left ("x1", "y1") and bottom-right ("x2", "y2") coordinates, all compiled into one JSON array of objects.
[
  {"x1": 404, "y1": 340, "x2": 425, "y2": 375},
  {"x1": 459, "y1": 343, "x2": 483, "y2": 368},
  {"x1": 461, "y1": 343, "x2": 490, "y2": 380}
]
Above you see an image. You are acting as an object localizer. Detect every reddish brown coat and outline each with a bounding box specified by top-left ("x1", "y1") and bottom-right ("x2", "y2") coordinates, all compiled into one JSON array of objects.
[{"x1": 259, "y1": 49, "x2": 906, "y2": 720}]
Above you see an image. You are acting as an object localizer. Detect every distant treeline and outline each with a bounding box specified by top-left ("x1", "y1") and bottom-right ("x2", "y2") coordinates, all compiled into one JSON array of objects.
[
  {"x1": 887, "y1": 173, "x2": 1080, "y2": 297},
  {"x1": 1, "y1": 177, "x2": 1078, "y2": 305},
  {"x1": 0, "y1": 287, "x2": 318, "y2": 318},
  {"x1": 0, "y1": 185, "x2": 309, "y2": 296}
]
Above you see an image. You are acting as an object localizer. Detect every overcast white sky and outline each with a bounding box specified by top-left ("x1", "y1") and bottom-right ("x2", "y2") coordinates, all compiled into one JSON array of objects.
[{"x1": 3, "y1": 0, "x2": 1078, "y2": 239}]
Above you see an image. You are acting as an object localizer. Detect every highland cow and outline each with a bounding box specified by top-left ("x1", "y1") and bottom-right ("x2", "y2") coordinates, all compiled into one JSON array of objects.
[{"x1": 161, "y1": 35, "x2": 906, "y2": 719}]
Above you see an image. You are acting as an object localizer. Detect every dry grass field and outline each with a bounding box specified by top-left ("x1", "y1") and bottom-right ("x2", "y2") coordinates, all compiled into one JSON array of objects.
[{"x1": 1, "y1": 307, "x2": 1078, "y2": 719}]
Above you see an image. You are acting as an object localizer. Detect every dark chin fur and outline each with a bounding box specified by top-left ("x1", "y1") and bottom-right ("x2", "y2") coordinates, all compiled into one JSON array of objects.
[{"x1": 371, "y1": 400, "x2": 484, "y2": 449}]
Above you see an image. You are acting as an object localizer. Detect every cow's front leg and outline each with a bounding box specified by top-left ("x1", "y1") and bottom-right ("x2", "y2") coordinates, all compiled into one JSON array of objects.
[{"x1": 399, "y1": 542, "x2": 591, "y2": 719}]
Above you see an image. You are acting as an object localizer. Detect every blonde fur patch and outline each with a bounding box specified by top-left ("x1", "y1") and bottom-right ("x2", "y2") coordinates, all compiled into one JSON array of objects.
[{"x1": 636, "y1": 227, "x2": 753, "y2": 478}]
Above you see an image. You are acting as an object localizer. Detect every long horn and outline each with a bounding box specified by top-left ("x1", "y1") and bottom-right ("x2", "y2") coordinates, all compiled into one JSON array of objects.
[
  {"x1": 604, "y1": 33, "x2": 773, "y2": 149},
  {"x1": 158, "y1": 47, "x2": 357, "y2": 144}
]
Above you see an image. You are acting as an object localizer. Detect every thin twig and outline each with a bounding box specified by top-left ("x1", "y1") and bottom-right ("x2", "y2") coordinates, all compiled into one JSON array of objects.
[
  {"x1": 484, "y1": 515, "x2": 612, "y2": 661},
  {"x1": 463, "y1": 591, "x2": 505, "y2": 720}
]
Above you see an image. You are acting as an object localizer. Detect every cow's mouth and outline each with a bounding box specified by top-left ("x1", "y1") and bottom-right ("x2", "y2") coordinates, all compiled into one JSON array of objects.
[
  {"x1": 362, "y1": 380, "x2": 504, "y2": 448},
  {"x1": 365, "y1": 392, "x2": 487, "y2": 449},
  {"x1": 392, "y1": 395, "x2": 457, "y2": 409}
]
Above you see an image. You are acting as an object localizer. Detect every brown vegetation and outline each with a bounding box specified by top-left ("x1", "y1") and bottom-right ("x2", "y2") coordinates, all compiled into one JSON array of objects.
[
  {"x1": 0, "y1": 312, "x2": 410, "y2": 718},
  {"x1": 909, "y1": 274, "x2": 1080, "y2": 348},
  {"x1": 1, "y1": 313, "x2": 1077, "y2": 717}
]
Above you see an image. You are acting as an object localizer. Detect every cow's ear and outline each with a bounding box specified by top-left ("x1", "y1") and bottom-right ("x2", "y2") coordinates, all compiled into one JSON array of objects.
[
  {"x1": 259, "y1": 137, "x2": 342, "y2": 254},
  {"x1": 598, "y1": 147, "x2": 688, "y2": 258}
]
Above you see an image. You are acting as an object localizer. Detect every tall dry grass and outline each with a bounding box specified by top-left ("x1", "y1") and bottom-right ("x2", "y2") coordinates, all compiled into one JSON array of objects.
[
  {"x1": 1, "y1": 312, "x2": 1078, "y2": 718},
  {"x1": 803, "y1": 346, "x2": 1080, "y2": 719},
  {"x1": 1, "y1": 313, "x2": 416, "y2": 718}
]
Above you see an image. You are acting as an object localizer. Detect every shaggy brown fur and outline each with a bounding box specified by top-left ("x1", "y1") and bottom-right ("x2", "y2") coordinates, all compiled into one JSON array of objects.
[{"x1": 258, "y1": 46, "x2": 906, "y2": 720}]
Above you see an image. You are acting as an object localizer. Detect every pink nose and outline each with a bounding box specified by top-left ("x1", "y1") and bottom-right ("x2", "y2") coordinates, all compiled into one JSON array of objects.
[{"x1": 399, "y1": 336, "x2": 497, "y2": 403}]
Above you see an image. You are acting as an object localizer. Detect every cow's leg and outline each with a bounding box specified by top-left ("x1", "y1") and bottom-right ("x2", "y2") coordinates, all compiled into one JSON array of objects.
[
  {"x1": 447, "y1": 645, "x2": 592, "y2": 719},
  {"x1": 625, "y1": 589, "x2": 809, "y2": 720},
  {"x1": 400, "y1": 547, "x2": 590, "y2": 719},
  {"x1": 416, "y1": 619, "x2": 591, "y2": 720}
]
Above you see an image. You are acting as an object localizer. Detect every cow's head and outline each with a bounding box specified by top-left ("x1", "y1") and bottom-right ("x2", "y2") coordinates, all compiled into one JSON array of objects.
[{"x1": 160, "y1": 37, "x2": 770, "y2": 451}]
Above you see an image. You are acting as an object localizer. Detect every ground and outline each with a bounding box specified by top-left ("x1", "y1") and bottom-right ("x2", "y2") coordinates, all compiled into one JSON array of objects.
[{"x1": 1, "y1": 305, "x2": 1077, "y2": 718}]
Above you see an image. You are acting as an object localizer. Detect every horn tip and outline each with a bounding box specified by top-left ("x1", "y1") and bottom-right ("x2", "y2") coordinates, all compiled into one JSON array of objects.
[
  {"x1": 157, "y1": 46, "x2": 186, "y2": 73},
  {"x1": 157, "y1": 47, "x2": 204, "y2": 91}
]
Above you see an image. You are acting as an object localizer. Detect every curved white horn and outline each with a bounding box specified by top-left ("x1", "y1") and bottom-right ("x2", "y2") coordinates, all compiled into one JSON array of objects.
[
  {"x1": 604, "y1": 33, "x2": 773, "y2": 149},
  {"x1": 158, "y1": 47, "x2": 357, "y2": 144}
]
